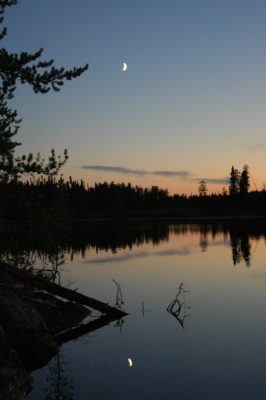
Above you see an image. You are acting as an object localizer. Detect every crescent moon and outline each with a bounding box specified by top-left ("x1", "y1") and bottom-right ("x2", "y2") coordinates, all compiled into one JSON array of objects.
[
  {"x1": 128, "y1": 358, "x2": 133, "y2": 367},
  {"x1": 122, "y1": 62, "x2": 128, "y2": 72}
]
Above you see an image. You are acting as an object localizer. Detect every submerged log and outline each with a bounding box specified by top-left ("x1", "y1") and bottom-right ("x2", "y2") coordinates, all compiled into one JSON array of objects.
[
  {"x1": 30, "y1": 276, "x2": 127, "y2": 318},
  {"x1": 56, "y1": 314, "x2": 122, "y2": 344},
  {"x1": 32, "y1": 293, "x2": 91, "y2": 335},
  {"x1": 0, "y1": 262, "x2": 127, "y2": 318}
]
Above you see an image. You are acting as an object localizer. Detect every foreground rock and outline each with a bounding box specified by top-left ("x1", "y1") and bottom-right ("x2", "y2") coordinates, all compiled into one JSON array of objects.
[
  {"x1": 0, "y1": 262, "x2": 127, "y2": 399},
  {"x1": 0, "y1": 286, "x2": 57, "y2": 371},
  {"x1": 0, "y1": 326, "x2": 32, "y2": 400}
]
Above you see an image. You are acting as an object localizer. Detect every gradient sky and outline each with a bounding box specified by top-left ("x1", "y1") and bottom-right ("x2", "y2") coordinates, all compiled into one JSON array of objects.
[{"x1": 4, "y1": 0, "x2": 266, "y2": 194}]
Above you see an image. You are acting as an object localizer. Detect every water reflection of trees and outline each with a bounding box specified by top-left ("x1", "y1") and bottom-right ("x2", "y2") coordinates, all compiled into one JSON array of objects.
[
  {"x1": 229, "y1": 230, "x2": 252, "y2": 267},
  {"x1": 44, "y1": 350, "x2": 74, "y2": 400},
  {"x1": 197, "y1": 224, "x2": 255, "y2": 267},
  {"x1": 0, "y1": 221, "x2": 265, "y2": 269}
]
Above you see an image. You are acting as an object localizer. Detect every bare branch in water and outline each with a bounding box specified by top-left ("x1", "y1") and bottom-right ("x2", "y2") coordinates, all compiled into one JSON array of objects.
[
  {"x1": 167, "y1": 282, "x2": 190, "y2": 329},
  {"x1": 112, "y1": 279, "x2": 124, "y2": 309},
  {"x1": 141, "y1": 301, "x2": 151, "y2": 316}
]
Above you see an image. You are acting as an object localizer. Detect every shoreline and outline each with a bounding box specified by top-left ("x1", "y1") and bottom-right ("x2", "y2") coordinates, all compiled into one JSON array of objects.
[{"x1": 1, "y1": 215, "x2": 266, "y2": 223}]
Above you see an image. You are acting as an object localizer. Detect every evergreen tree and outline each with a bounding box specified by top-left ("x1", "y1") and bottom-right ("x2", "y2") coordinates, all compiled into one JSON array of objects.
[
  {"x1": 0, "y1": 0, "x2": 88, "y2": 180},
  {"x1": 222, "y1": 186, "x2": 227, "y2": 196},
  {"x1": 229, "y1": 166, "x2": 240, "y2": 195},
  {"x1": 239, "y1": 165, "x2": 250, "y2": 195},
  {"x1": 198, "y1": 180, "x2": 207, "y2": 196}
]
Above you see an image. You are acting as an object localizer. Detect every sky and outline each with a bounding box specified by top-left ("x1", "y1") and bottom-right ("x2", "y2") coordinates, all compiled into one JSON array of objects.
[{"x1": 4, "y1": 0, "x2": 266, "y2": 194}]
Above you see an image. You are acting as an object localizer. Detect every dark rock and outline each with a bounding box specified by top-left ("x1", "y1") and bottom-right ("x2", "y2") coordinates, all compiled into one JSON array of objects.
[
  {"x1": 0, "y1": 287, "x2": 57, "y2": 371},
  {"x1": 0, "y1": 262, "x2": 125, "y2": 398},
  {"x1": 0, "y1": 325, "x2": 32, "y2": 400}
]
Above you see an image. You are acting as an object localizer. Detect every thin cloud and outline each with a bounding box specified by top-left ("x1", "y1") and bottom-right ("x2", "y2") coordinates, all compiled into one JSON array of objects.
[
  {"x1": 153, "y1": 170, "x2": 194, "y2": 179},
  {"x1": 191, "y1": 177, "x2": 228, "y2": 185},
  {"x1": 81, "y1": 165, "x2": 194, "y2": 180},
  {"x1": 82, "y1": 165, "x2": 147, "y2": 176},
  {"x1": 81, "y1": 165, "x2": 227, "y2": 184},
  {"x1": 246, "y1": 144, "x2": 266, "y2": 152},
  {"x1": 201, "y1": 177, "x2": 228, "y2": 185}
]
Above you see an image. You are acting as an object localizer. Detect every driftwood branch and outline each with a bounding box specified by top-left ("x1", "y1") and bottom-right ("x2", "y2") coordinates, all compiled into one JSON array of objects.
[{"x1": 0, "y1": 263, "x2": 127, "y2": 318}]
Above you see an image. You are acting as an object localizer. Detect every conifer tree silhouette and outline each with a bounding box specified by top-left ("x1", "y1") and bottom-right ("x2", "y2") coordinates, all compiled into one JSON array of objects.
[
  {"x1": 0, "y1": 0, "x2": 88, "y2": 181},
  {"x1": 239, "y1": 165, "x2": 250, "y2": 195},
  {"x1": 229, "y1": 166, "x2": 240, "y2": 195}
]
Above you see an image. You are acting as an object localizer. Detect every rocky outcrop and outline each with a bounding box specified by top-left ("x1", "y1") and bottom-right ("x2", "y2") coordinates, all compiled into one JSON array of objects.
[
  {"x1": 0, "y1": 263, "x2": 89, "y2": 398},
  {"x1": 0, "y1": 262, "x2": 127, "y2": 399},
  {"x1": 0, "y1": 325, "x2": 32, "y2": 400},
  {"x1": 0, "y1": 286, "x2": 57, "y2": 371}
]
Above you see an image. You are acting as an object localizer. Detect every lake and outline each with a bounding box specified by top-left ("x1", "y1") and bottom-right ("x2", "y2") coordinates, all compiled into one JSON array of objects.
[{"x1": 16, "y1": 220, "x2": 266, "y2": 399}]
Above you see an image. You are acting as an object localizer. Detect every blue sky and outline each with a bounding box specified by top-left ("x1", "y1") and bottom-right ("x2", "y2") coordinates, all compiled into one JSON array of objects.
[{"x1": 4, "y1": 0, "x2": 266, "y2": 193}]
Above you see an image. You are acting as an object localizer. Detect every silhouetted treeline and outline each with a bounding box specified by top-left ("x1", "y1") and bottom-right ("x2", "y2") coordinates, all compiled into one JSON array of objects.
[{"x1": 1, "y1": 177, "x2": 266, "y2": 220}]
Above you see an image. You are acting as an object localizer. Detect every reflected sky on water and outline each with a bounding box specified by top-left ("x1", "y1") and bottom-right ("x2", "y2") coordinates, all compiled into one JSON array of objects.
[{"x1": 19, "y1": 221, "x2": 266, "y2": 399}]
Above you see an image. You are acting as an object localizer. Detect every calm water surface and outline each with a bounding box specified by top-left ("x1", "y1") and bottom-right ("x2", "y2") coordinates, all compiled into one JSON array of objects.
[{"x1": 23, "y1": 222, "x2": 266, "y2": 399}]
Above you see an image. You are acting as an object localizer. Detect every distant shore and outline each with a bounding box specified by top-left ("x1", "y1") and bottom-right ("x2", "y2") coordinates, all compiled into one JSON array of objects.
[
  {"x1": 73, "y1": 215, "x2": 266, "y2": 222},
  {"x1": 1, "y1": 213, "x2": 266, "y2": 228}
]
